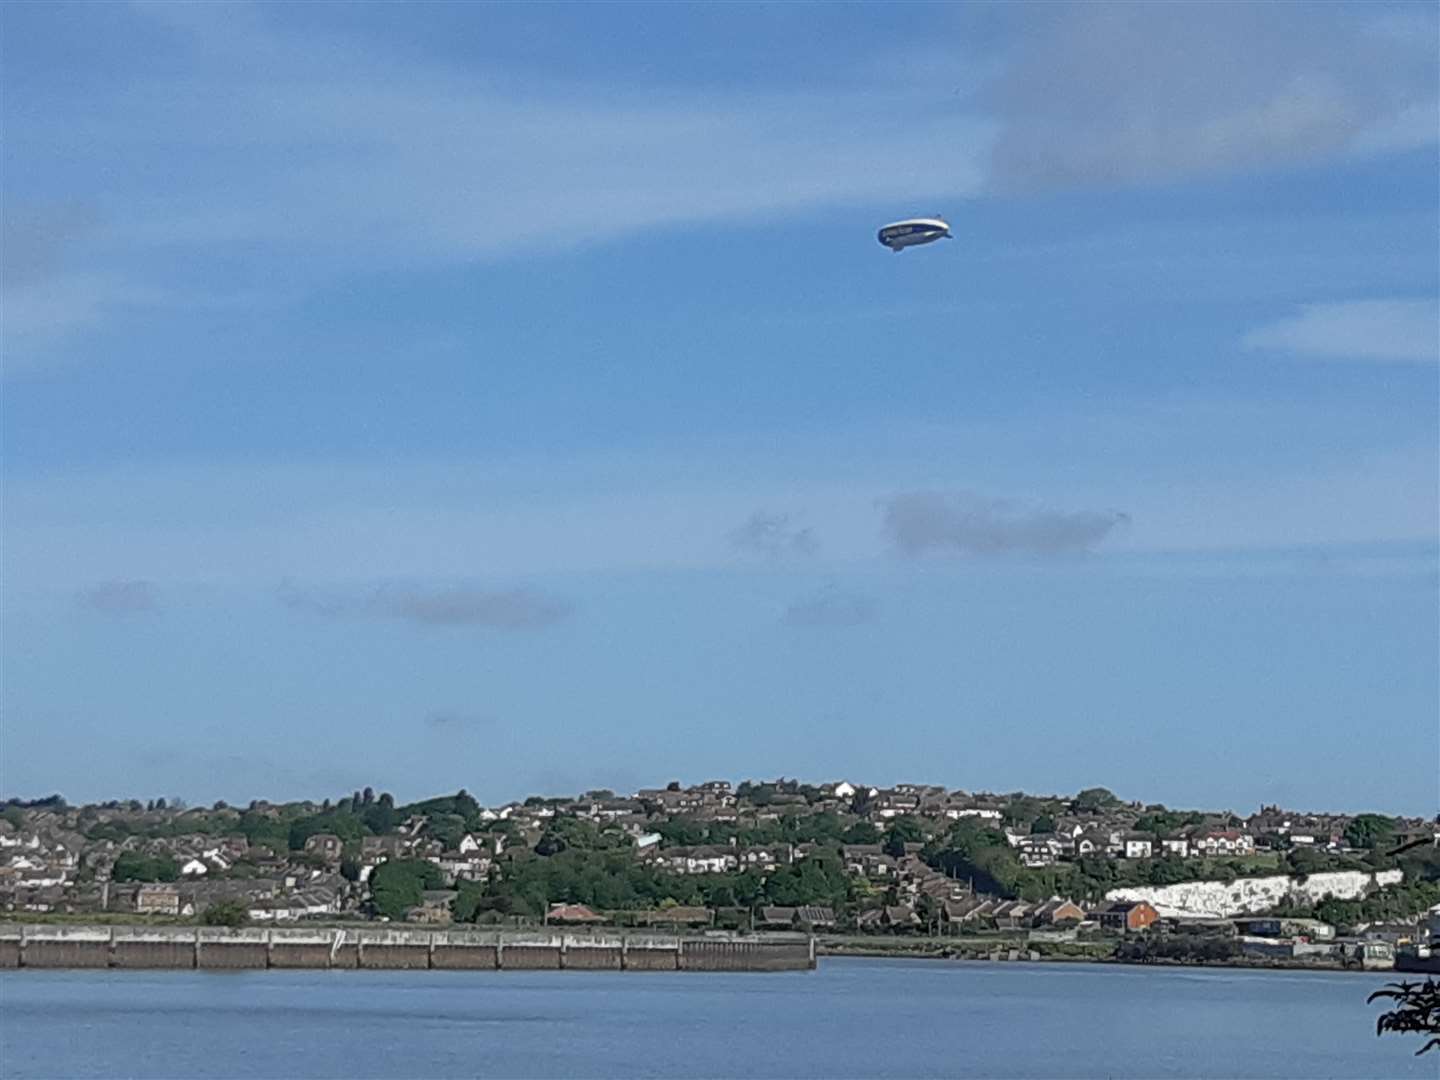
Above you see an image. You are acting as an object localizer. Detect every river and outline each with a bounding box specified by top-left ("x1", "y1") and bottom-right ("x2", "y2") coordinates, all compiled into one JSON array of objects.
[{"x1": 0, "y1": 959, "x2": 1427, "y2": 1078}]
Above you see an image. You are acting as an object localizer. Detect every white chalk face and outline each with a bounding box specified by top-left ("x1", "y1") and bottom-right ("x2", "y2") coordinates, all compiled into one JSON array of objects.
[{"x1": 877, "y1": 218, "x2": 951, "y2": 250}]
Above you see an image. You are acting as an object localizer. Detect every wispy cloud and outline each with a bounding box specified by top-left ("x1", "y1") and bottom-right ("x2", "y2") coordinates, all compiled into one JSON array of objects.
[
  {"x1": 3, "y1": 6, "x2": 984, "y2": 347},
  {"x1": 882, "y1": 492, "x2": 1128, "y2": 556},
  {"x1": 729, "y1": 511, "x2": 819, "y2": 559},
  {"x1": 983, "y1": 4, "x2": 1436, "y2": 192},
  {"x1": 423, "y1": 710, "x2": 497, "y2": 733},
  {"x1": 278, "y1": 581, "x2": 572, "y2": 629},
  {"x1": 77, "y1": 580, "x2": 160, "y2": 615},
  {"x1": 782, "y1": 588, "x2": 878, "y2": 628},
  {"x1": 1243, "y1": 299, "x2": 1438, "y2": 363}
]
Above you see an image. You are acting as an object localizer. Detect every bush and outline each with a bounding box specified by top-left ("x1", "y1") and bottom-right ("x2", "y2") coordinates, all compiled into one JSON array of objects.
[{"x1": 201, "y1": 900, "x2": 250, "y2": 927}]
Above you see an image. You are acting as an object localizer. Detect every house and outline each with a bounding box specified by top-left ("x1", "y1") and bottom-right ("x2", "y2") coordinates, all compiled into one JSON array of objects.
[
  {"x1": 1122, "y1": 834, "x2": 1154, "y2": 859},
  {"x1": 855, "y1": 907, "x2": 886, "y2": 931},
  {"x1": 1031, "y1": 898, "x2": 1085, "y2": 926},
  {"x1": 1190, "y1": 830, "x2": 1255, "y2": 857},
  {"x1": 1159, "y1": 836, "x2": 1190, "y2": 858},
  {"x1": 430, "y1": 852, "x2": 492, "y2": 884},
  {"x1": 302, "y1": 833, "x2": 343, "y2": 862},
  {"x1": 1098, "y1": 900, "x2": 1159, "y2": 933},
  {"x1": 1017, "y1": 837, "x2": 1062, "y2": 867},
  {"x1": 883, "y1": 904, "x2": 919, "y2": 929},
  {"x1": 547, "y1": 903, "x2": 604, "y2": 924},
  {"x1": 656, "y1": 845, "x2": 737, "y2": 875},
  {"x1": 637, "y1": 906, "x2": 713, "y2": 927},
  {"x1": 831, "y1": 781, "x2": 858, "y2": 800},
  {"x1": 402, "y1": 890, "x2": 457, "y2": 925},
  {"x1": 991, "y1": 901, "x2": 1033, "y2": 930},
  {"x1": 135, "y1": 884, "x2": 180, "y2": 916},
  {"x1": 759, "y1": 905, "x2": 836, "y2": 930},
  {"x1": 737, "y1": 845, "x2": 791, "y2": 872},
  {"x1": 457, "y1": 833, "x2": 490, "y2": 856},
  {"x1": 179, "y1": 857, "x2": 209, "y2": 877}
]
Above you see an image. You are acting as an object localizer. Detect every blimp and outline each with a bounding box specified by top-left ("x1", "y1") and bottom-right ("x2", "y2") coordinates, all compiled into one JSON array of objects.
[{"x1": 877, "y1": 216, "x2": 952, "y2": 252}]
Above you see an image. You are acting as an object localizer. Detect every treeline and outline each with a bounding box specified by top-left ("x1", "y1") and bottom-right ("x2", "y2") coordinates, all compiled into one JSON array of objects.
[
  {"x1": 1275, "y1": 879, "x2": 1440, "y2": 928},
  {"x1": 444, "y1": 818, "x2": 855, "y2": 922},
  {"x1": 1116, "y1": 936, "x2": 1240, "y2": 964},
  {"x1": 918, "y1": 821, "x2": 1394, "y2": 904}
]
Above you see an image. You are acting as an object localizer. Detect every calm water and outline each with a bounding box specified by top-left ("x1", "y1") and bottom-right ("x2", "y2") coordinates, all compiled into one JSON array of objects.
[{"x1": 0, "y1": 959, "x2": 1428, "y2": 1079}]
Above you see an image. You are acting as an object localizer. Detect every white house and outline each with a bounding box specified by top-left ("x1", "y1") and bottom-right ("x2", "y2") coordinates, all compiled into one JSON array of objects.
[
  {"x1": 832, "y1": 781, "x2": 857, "y2": 800},
  {"x1": 179, "y1": 857, "x2": 209, "y2": 877},
  {"x1": 1123, "y1": 836, "x2": 1154, "y2": 859}
]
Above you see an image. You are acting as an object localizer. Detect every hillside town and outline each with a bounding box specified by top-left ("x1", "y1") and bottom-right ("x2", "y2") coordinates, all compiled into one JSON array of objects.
[{"x1": 4, "y1": 779, "x2": 1437, "y2": 969}]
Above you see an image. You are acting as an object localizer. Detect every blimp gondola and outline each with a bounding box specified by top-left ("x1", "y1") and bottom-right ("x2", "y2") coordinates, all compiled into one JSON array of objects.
[{"x1": 877, "y1": 216, "x2": 952, "y2": 252}]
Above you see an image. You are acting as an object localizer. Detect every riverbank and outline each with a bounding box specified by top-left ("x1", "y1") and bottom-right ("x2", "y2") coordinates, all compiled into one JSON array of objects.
[{"x1": 816, "y1": 933, "x2": 1388, "y2": 973}]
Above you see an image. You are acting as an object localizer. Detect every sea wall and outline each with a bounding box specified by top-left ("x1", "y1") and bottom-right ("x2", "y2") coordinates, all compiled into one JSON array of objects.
[
  {"x1": 1106, "y1": 869, "x2": 1403, "y2": 918},
  {"x1": 0, "y1": 925, "x2": 814, "y2": 972}
]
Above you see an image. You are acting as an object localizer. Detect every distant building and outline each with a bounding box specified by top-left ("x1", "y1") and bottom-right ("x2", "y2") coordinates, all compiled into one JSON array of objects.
[
  {"x1": 1098, "y1": 901, "x2": 1159, "y2": 933},
  {"x1": 135, "y1": 884, "x2": 180, "y2": 917}
]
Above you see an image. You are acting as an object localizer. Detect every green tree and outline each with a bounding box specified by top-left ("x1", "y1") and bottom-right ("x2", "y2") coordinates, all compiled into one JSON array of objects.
[
  {"x1": 370, "y1": 859, "x2": 443, "y2": 919},
  {"x1": 841, "y1": 821, "x2": 880, "y2": 844},
  {"x1": 201, "y1": 899, "x2": 251, "y2": 927},
  {"x1": 885, "y1": 817, "x2": 925, "y2": 844},
  {"x1": 1074, "y1": 787, "x2": 1119, "y2": 812},
  {"x1": 112, "y1": 852, "x2": 180, "y2": 883},
  {"x1": 1031, "y1": 815, "x2": 1056, "y2": 834},
  {"x1": 1345, "y1": 814, "x2": 1397, "y2": 850}
]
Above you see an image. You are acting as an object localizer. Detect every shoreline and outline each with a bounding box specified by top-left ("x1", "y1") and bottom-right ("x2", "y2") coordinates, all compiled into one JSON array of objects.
[{"x1": 816, "y1": 939, "x2": 1387, "y2": 975}]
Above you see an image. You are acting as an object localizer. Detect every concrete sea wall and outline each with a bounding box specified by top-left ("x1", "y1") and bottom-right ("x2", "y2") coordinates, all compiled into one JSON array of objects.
[
  {"x1": 0, "y1": 925, "x2": 814, "y2": 972},
  {"x1": 1106, "y1": 869, "x2": 1404, "y2": 918}
]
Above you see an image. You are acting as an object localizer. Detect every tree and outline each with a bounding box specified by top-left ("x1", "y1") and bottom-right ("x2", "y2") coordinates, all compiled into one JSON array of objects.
[
  {"x1": 1031, "y1": 815, "x2": 1056, "y2": 835},
  {"x1": 1074, "y1": 787, "x2": 1118, "y2": 812},
  {"x1": 362, "y1": 787, "x2": 375, "y2": 805},
  {"x1": 842, "y1": 821, "x2": 880, "y2": 844},
  {"x1": 1346, "y1": 814, "x2": 1397, "y2": 850},
  {"x1": 201, "y1": 900, "x2": 251, "y2": 928},
  {"x1": 882, "y1": 831, "x2": 907, "y2": 859},
  {"x1": 1369, "y1": 979, "x2": 1440, "y2": 1056},
  {"x1": 885, "y1": 817, "x2": 926, "y2": 844},
  {"x1": 665, "y1": 781, "x2": 682, "y2": 792},
  {"x1": 370, "y1": 859, "x2": 443, "y2": 919},
  {"x1": 112, "y1": 852, "x2": 180, "y2": 883}
]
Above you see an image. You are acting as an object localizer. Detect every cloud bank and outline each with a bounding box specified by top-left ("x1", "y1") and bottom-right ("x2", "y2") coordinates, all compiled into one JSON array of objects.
[
  {"x1": 1243, "y1": 299, "x2": 1438, "y2": 363},
  {"x1": 279, "y1": 582, "x2": 572, "y2": 629},
  {"x1": 984, "y1": 4, "x2": 1437, "y2": 192},
  {"x1": 882, "y1": 492, "x2": 1129, "y2": 556}
]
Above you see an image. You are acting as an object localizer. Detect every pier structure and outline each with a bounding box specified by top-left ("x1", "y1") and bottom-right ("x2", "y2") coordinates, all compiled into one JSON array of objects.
[{"x1": 0, "y1": 924, "x2": 815, "y2": 972}]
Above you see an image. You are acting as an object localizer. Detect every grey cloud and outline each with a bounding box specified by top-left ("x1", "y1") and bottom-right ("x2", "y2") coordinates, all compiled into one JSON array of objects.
[
  {"x1": 729, "y1": 511, "x2": 819, "y2": 559},
  {"x1": 77, "y1": 580, "x2": 160, "y2": 614},
  {"x1": 279, "y1": 581, "x2": 572, "y2": 629},
  {"x1": 983, "y1": 5, "x2": 1436, "y2": 191},
  {"x1": 882, "y1": 492, "x2": 1128, "y2": 556},
  {"x1": 783, "y1": 589, "x2": 878, "y2": 628}
]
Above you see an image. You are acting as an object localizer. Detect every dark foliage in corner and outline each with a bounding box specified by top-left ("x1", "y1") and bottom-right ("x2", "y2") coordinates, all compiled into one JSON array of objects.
[{"x1": 1369, "y1": 978, "x2": 1440, "y2": 1056}]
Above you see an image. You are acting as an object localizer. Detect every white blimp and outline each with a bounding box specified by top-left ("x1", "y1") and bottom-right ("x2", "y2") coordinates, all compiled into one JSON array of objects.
[{"x1": 877, "y1": 216, "x2": 952, "y2": 252}]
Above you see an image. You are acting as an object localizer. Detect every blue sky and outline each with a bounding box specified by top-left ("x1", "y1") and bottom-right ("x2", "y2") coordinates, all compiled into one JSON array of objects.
[{"x1": 2, "y1": 1, "x2": 1436, "y2": 814}]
